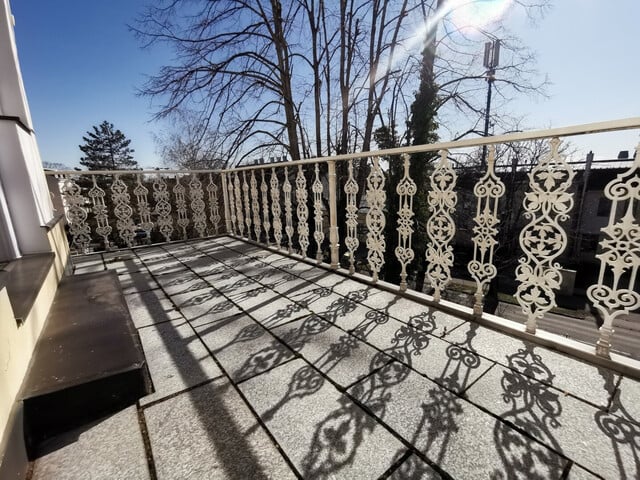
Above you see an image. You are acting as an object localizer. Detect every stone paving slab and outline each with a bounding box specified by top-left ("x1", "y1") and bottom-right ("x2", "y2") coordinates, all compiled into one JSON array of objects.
[
  {"x1": 349, "y1": 316, "x2": 493, "y2": 394},
  {"x1": 348, "y1": 364, "x2": 568, "y2": 479},
  {"x1": 125, "y1": 289, "x2": 182, "y2": 328},
  {"x1": 103, "y1": 251, "x2": 145, "y2": 274},
  {"x1": 465, "y1": 363, "x2": 638, "y2": 479},
  {"x1": 172, "y1": 288, "x2": 243, "y2": 327},
  {"x1": 32, "y1": 407, "x2": 149, "y2": 480},
  {"x1": 442, "y1": 322, "x2": 618, "y2": 407},
  {"x1": 616, "y1": 377, "x2": 640, "y2": 426},
  {"x1": 138, "y1": 319, "x2": 224, "y2": 405},
  {"x1": 390, "y1": 454, "x2": 443, "y2": 479},
  {"x1": 239, "y1": 359, "x2": 407, "y2": 479},
  {"x1": 195, "y1": 313, "x2": 295, "y2": 383},
  {"x1": 153, "y1": 271, "x2": 210, "y2": 296},
  {"x1": 145, "y1": 258, "x2": 190, "y2": 276},
  {"x1": 143, "y1": 378, "x2": 295, "y2": 480},
  {"x1": 272, "y1": 315, "x2": 393, "y2": 388},
  {"x1": 117, "y1": 270, "x2": 160, "y2": 294}
]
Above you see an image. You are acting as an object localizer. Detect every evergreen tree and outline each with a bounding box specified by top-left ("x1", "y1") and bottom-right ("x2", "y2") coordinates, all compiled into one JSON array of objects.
[
  {"x1": 405, "y1": 34, "x2": 440, "y2": 292},
  {"x1": 79, "y1": 121, "x2": 137, "y2": 170}
]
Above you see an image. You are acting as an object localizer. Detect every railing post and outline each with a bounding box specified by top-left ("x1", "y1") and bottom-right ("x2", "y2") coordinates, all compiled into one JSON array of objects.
[
  {"x1": 327, "y1": 160, "x2": 339, "y2": 269},
  {"x1": 221, "y1": 172, "x2": 232, "y2": 234}
]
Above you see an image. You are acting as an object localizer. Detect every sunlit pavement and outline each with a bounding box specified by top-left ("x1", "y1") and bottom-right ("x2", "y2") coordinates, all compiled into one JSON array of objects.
[{"x1": 31, "y1": 237, "x2": 640, "y2": 479}]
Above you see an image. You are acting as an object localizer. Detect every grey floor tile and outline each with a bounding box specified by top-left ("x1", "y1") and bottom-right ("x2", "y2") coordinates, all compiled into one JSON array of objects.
[
  {"x1": 442, "y1": 323, "x2": 618, "y2": 407},
  {"x1": 103, "y1": 251, "x2": 144, "y2": 274},
  {"x1": 118, "y1": 271, "x2": 160, "y2": 294},
  {"x1": 153, "y1": 271, "x2": 210, "y2": 296},
  {"x1": 146, "y1": 259, "x2": 189, "y2": 276},
  {"x1": 32, "y1": 407, "x2": 149, "y2": 480},
  {"x1": 138, "y1": 319, "x2": 223, "y2": 405},
  {"x1": 616, "y1": 377, "x2": 640, "y2": 426},
  {"x1": 272, "y1": 316, "x2": 392, "y2": 388},
  {"x1": 566, "y1": 464, "x2": 602, "y2": 479},
  {"x1": 465, "y1": 363, "x2": 638, "y2": 479},
  {"x1": 239, "y1": 359, "x2": 406, "y2": 479},
  {"x1": 196, "y1": 313, "x2": 295, "y2": 382},
  {"x1": 244, "y1": 294, "x2": 313, "y2": 329},
  {"x1": 350, "y1": 316, "x2": 492, "y2": 393},
  {"x1": 348, "y1": 365, "x2": 568, "y2": 480},
  {"x1": 389, "y1": 299, "x2": 467, "y2": 336},
  {"x1": 125, "y1": 289, "x2": 181, "y2": 328},
  {"x1": 172, "y1": 288, "x2": 243, "y2": 326},
  {"x1": 390, "y1": 454, "x2": 443, "y2": 479},
  {"x1": 144, "y1": 378, "x2": 296, "y2": 480}
]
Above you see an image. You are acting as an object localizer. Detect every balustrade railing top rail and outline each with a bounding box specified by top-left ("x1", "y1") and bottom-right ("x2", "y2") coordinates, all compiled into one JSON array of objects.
[{"x1": 46, "y1": 118, "x2": 640, "y2": 364}]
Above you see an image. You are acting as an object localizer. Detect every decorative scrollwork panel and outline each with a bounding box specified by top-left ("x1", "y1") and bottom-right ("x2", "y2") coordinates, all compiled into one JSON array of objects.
[
  {"x1": 110, "y1": 175, "x2": 136, "y2": 247},
  {"x1": 344, "y1": 160, "x2": 359, "y2": 274},
  {"x1": 234, "y1": 172, "x2": 245, "y2": 237},
  {"x1": 312, "y1": 163, "x2": 324, "y2": 262},
  {"x1": 515, "y1": 138, "x2": 575, "y2": 334},
  {"x1": 62, "y1": 176, "x2": 91, "y2": 252},
  {"x1": 271, "y1": 168, "x2": 283, "y2": 249},
  {"x1": 207, "y1": 174, "x2": 221, "y2": 235},
  {"x1": 365, "y1": 157, "x2": 386, "y2": 282},
  {"x1": 395, "y1": 154, "x2": 417, "y2": 292},
  {"x1": 296, "y1": 165, "x2": 310, "y2": 257},
  {"x1": 587, "y1": 144, "x2": 640, "y2": 357},
  {"x1": 189, "y1": 174, "x2": 208, "y2": 238},
  {"x1": 426, "y1": 149, "x2": 457, "y2": 302},
  {"x1": 173, "y1": 176, "x2": 189, "y2": 239},
  {"x1": 283, "y1": 167, "x2": 294, "y2": 253},
  {"x1": 153, "y1": 174, "x2": 174, "y2": 242},
  {"x1": 242, "y1": 171, "x2": 252, "y2": 239},
  {"x1": 261, "y1": 170, "x2": 271, "y2": 243},
  {"x1": 89, "y1": 175, "x2": 112, "y2": 249},
  {"x1": 468, "y1": 146, "x2": 505, "y2": 315},
  {"x1": 227, "y1": 174, "x2": 237, "y2": 235},
  {"x1": 134, "y1": 174, "x2": 153, "y2": 242},
  {"x1": 250, "y1": 170, "x2": 261, "y2": 241}
]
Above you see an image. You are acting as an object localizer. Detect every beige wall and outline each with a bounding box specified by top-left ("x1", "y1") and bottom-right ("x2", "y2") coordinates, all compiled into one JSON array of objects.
[{"x1": 0, "y1": 219, "x2": 67, "y2": 445}]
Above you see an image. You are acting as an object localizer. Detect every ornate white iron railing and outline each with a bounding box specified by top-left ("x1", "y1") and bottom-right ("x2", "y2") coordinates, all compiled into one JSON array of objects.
[{"x1": 45, "y1": 118, "x2": 640, "y2": 360}]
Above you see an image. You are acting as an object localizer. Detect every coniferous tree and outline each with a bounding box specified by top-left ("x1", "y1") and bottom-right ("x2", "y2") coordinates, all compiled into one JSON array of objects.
[{"x1": 79, "y1": 121, "x2": 137, "y2": 170}]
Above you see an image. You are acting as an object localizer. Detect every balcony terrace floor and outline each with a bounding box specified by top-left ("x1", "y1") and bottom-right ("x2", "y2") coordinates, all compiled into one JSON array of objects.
[{"x1": 31, "y1": 236, "x2": 639, "y2": 479}]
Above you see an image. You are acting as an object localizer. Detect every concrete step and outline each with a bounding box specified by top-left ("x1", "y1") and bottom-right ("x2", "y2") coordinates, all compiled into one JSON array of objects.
[{"x1": 21, "y1": 270, "x2": 151, "y2": 455}]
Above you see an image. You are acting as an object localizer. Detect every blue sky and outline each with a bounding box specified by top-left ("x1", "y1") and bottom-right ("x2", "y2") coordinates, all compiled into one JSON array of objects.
[{"x1": 10, "y1": 0, "x2": 640, "y2": 169}]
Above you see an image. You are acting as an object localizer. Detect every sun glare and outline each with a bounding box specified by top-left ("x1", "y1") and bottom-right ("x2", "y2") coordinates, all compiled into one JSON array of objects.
[{"x1": 446, "y1": 0, "x2": 513, "y2": 33}]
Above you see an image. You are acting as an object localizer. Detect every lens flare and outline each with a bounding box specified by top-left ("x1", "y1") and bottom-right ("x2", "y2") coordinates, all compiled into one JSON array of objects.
[{"x1": 446, "y1": 0, "x2": 513, "y2": 32}]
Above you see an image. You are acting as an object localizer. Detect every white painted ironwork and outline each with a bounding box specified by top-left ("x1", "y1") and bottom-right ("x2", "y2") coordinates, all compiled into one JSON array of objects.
[
  {"x1": 189, "y1": 174, "x2": 208, "y2": 238},
  {"x1": 111, "y1": 175, "x2": 136, "y2": 247},
  {"x1": 296, "y1": 165, "x2": 310, "y2": 257},
  {"x1": 173, "y1": 176, "x2": 189, "y2": 239},
  {"x1": 515, "y1": 137, "x2": 575, "y2": 334},
  {"x1": 153, "y1": 174, "x2": 174, "y2": 242},
  {"x1": 271, "y1": 167, "x2": 283, "y2": 249},
  {"x1": 227, "y1": 174, "x2": 237, "y2": 235},
  {"x1": 260, "y1": 170, "x2": 271, "y2": 243},
  {"x1": 395, "y1": 154, "x2": 417, "y2": 292},
  {"x1": 242, "y1": 171, "x2": 252, "y2": 239},
  {"x1": 234, "y1": 172, "x2": 245, "y2": 237},
  {"x1": 328, "y1": 160, "x2": 340, "y2": 268},
  {"x1": 344, "y1": 159, "x2": 359, "y2": 274},
  {"x1": 207, "y1": 173, "x2": 221, "y2": 235},
  {"x1": 251, "y1": 170, "x2": 261, "y2": 241},
  {"x1": 365, "y1": 156, "x2": 386, "y2": 282},
  {"x1": 89, "y1": 175, "x2": 112, "y2": 249},
  {"x1": 587, "y1": 144, "x2": 640, "y2": 358},
  {"x1": 312, "y1": 163, "x2": 324, "y2": 263},
  {"x1": 62, "y1": 176, "x2": 91, "y2": 252},
  {"x1": 468, "y1": 146, "x2": 505, "y2": 315},
  {"x1": 134, "y1": 174, "x2": 153, "y2": 242},
  {"x1": 283, "y1": 167, "x2": 294, "y2": 253},
  {"x1": 426, "y1": 149, "x2": 458, "y2": 302}
]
